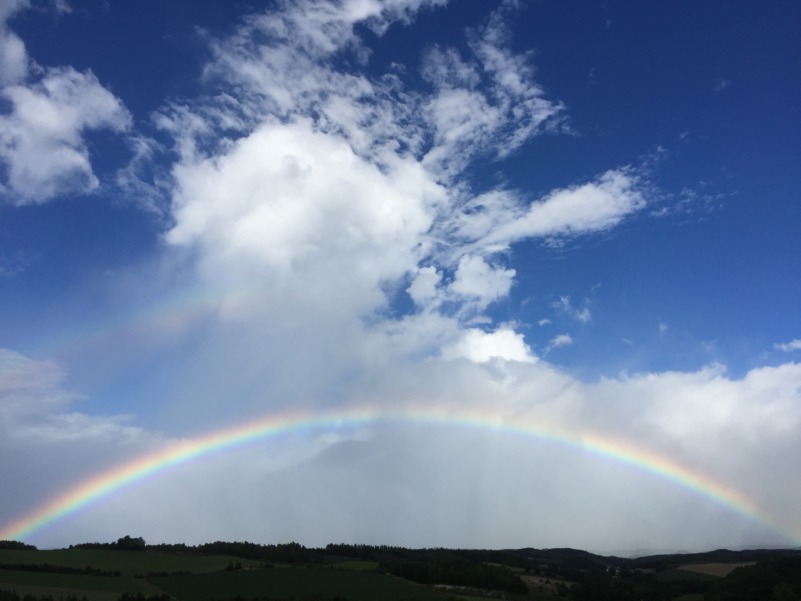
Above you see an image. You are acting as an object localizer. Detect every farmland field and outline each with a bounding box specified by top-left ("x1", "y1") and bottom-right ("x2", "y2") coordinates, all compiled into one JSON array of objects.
[
  {"x1": 0, "y1": 549, "x2": 261, "y2": 577},
  {"x1": 0, "y1": 583, "x2": 123, "y2": 601},
  {"x1": 0, "y1": 568, "x2": 147, "y2": 594},
  {"x1": 519, "y1": 574, "x2": 571, "y2": 600},
  {"x1": 677, "y1": 562, "x2": 755, "y2": 578},
  {"x1": 152, "y1": 566, "x2": 447, "y2": 601},
  {"x1": 655, "y1": 568, "x2": 718, "y2": 583}
]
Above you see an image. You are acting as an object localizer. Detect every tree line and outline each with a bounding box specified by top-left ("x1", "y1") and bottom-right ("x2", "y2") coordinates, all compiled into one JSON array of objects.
[
  {"x1": 0, "y1": 542, "x2": 36, "y2": 551},
  {"x1": 69, "y1": 536, "x2": 146, "y2": 551}
]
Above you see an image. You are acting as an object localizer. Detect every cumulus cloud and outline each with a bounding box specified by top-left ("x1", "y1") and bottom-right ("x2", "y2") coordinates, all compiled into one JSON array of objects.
[
  {"x1": 0, "y1": 2, "x2": 131, "y2": 204},
  {"x1": 165, "y1": 119, "x2": 443, "y2": 321},
  {"x1": 161, "y1": 0, "x2": 644, "y2": 336},
  {"x1": 407, "y1": 266, "x2": 442, "y2": 306},
  {"x1": 0, "y1": 68, "x2": 131, "y2": 203},
  {"x1": 448, "y1": 255, "x2": 516, "y2": 310},
  {"x1": 441, "y1": 327, "x2": 535, "y2": 363}
]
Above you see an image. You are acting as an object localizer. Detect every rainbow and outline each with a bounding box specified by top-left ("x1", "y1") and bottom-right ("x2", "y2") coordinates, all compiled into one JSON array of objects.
[{"x1": 1, "y1": 404, "x2": 799, "y2": 545}]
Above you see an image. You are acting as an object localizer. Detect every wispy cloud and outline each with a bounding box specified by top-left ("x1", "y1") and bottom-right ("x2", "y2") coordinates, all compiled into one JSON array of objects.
[
  {"x1": 420, "y1": 1, "x2": 565, "y2": 179},
  {"x1": 547, "y1": 333, "x2": 573, "y2": 350},
  {"x1": 775, "y1": 339, "x2": 801, "y2": 353},
  {"x1": 551, "y1": 295, "x2": 592, "y2": 323},
  {"x1": 712, "y1": 77, "x2": 731, "y2": 92},
  {"x1": 0, "y1": 249, "x2": 35, "y2": 277}
]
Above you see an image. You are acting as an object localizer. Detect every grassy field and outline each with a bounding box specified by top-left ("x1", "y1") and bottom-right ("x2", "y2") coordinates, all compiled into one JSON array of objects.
[
  {"x1": 0, "y1": 549, "x2": 261, "y2": 577},
  {"x1": 327, "y1": 560, "x2": 380, "y2": 571},
  {"x1": 0, "y1": 552, "x2": 444, "y2": 601},
  {"x1": 152, "y1": 566, "x2": 447, "y2": 601},
  {"x1": 655, "y1": 568, "x2": 719, "y2": 583},
  {"x1": 0, "y1": 582, "x2": 124, "y2": 601},
  {"x1": 0, "y1": 569, "x2": 148, "y2": 594},
  {"x1": 677, "y1": 562, "x2": 755, "y2": 578}
]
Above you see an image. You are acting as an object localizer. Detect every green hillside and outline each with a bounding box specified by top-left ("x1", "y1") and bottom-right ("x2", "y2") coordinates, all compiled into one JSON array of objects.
[{"x1": 0, "y1": 539, "x2": 798, "y2": 601}]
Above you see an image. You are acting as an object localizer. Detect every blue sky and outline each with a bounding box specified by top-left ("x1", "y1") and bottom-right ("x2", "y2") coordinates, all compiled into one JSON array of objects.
[{"x1": 1, "y1": 0, "x2": 800, "y2": 552}]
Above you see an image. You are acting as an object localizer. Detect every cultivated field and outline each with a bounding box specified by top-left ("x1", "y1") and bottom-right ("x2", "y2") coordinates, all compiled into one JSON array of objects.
[
  {"x1": 0, "y1": 568, "x2": 149, "y2": 594},
  {"x1": 677, "y1": 562, "x2": 755, "y2": 578},
  {"x1": 151, "y1": 566, "x2": 446, "y2": 601},
  {"x1": 0, "y1": 551, "x2": 449, "y2": 601},
  {"x1": 0, "y1": 582, "x2": 123, "y2": 601},
  {"x1": 518, "y1": 574, "x2": 572, "y2": 599},
  {"x1": 0, "y1": 549, "x2": 261, "y2": 577}
]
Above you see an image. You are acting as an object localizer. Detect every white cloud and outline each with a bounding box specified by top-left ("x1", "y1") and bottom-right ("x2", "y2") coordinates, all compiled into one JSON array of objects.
[
  {"x1": 0, "y1": 348, "x2": 76, "y2": 421},
  {"x1": 574, "y1": 307, "x2": 591, "y2": 323},
  {"x1": 548, "y1": 333, "x2": 573, "y2": 349},
  {"x1": 775, "y1": 339, "x2": 801, "y2": 352},
  {"x1": 0, "y1": 348, "x2": 152, "y2": 445},
  {"x1": 420, "y1": 2, "x2": 563, "y2": 180},
  {"x1": 441, "y1": 327, "x2": 535, "y2": 363},
  {"x1": 407, "y1": 265, "x2": 441, "y2": 306},
  {"x1": 432, "y1": 169, "x2": 645, "y2": 259},
  {"x1": 0, "y1": 0, "x2": 29, "y2": 21},
  {"x1": 0, "y1": 5, "x2": 28, "y2": 86},
  {"x1": 550, "y1": 295, "x2": 592, "y2": 323},
  {"x1": 0, "y1": 68, "x2": 131, "y2": 203},
  {"x1": 484, "y1": 169, "x2": 645, "y2": 246},
  {"x1": 0, "y1": 2, "x2": 131, "y2": 204},
  {"x1": 166, "y1": 119, "x2": 445, "y2": 320},
  {"x1": 448, "y1": 255, "x2": 515, "y2": 310}
]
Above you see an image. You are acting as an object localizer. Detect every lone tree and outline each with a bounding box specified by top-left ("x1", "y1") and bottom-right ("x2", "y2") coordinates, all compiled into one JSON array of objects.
[{"x1": 116, "y1": 535, "x2": 146, "y2": 551}]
